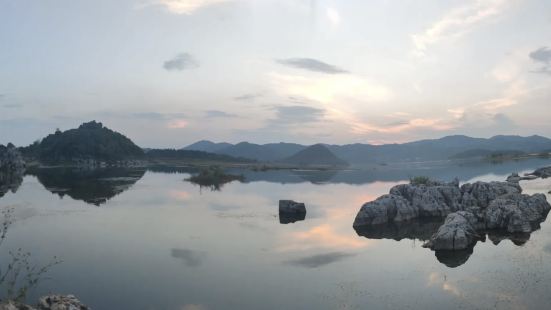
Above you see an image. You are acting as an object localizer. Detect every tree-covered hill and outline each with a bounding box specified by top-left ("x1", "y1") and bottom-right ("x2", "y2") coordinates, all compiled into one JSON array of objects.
[{"x1": 21, "y1": 121, "x2": 145, "y2": 163}]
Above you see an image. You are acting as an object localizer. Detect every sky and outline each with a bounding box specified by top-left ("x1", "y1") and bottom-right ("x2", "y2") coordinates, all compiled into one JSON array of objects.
[{"x1": 1, "y1": 0, "x2": 551, "y2": 148}]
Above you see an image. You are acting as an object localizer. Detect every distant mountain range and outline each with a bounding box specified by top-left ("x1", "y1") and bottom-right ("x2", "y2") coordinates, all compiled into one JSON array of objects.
[
  {"x1": 183, "y1": 135, "x2": 551, "y2": 166},
  {"x1": 281, "y1": 144, "x2": 348, "y2": 167}
]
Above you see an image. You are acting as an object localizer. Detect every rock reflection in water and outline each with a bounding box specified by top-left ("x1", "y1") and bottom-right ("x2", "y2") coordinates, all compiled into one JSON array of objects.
[
  {"x1": 279, "y1": 211, "x2": 306, "y2": 224},
  {"x1": 434, "y1": 248, "x2": 474, "y2": 268},
  {"x1": 354, "y1": 218, "x2": 443, "y2": 241},
  {"x1": 28, "y1": 167, "x2": 145, "y2": 206},
  {"x1": 354, "y1": 219, "x2": 544, "y2": 268}
]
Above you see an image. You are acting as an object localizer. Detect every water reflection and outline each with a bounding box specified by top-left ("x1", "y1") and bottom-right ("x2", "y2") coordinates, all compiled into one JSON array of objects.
[
  {"x1": 1, "y1": 159, "x2": 551, "y2": 309},
  {"x1": 354, "y1": 219, "x2": 443, "y2": 241},
  {"x1": 27, "y1": 167, "x2": 145, "y2": 206},
  {"x1": 0, "y1": 170, "x2": 23, "y2": 198},
  {"x1": 284, "y1": 252, "x2": 356, "y2": 268},
  {"x1": 355, "y1": 219, "x2": 546, "y2": 268},
  {"x1": 231, "y1": 158, "x2": 551, "y2": 185},
  {"x1": 171, "y1": 248, "x2": 206, "y2": 267},
  {"x1": 279, "y1": 211, "x2": 306, "y2": 224}
]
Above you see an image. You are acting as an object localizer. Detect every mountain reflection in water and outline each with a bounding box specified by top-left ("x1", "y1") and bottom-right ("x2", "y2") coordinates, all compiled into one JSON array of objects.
[
  {"x1": 1, "y1": 158, "x2": 551, "y2": 309},
  {"x1": 27, "y1": 167, "x2": 146, "y2": 206}
]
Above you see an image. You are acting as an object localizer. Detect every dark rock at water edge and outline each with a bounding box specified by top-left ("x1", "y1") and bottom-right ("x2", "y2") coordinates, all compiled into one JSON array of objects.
[
  {"x1": 527, "y1": 166, "x2": 551, "y2": 179},
  {"x1": 0, "y1": 294, "x2": 89, "y2": 310},
  {"x1": 0, "y1": 144, "x2": 25, "y2": 198},
  {"x1": 0, "y1": 144, "x2": 25, "y2": 172}
]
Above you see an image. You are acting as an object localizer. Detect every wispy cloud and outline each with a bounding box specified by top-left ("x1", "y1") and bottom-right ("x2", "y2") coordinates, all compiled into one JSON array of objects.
[
  {"x1": 270, "y1": 73, "x2": 392, "y2": 104},
  {"x1": 271, "y1": 105, "x2": 325, "y2": 124},
  {"x1": 233, "y1": 93, "x2": 264, "y2": 101},
  {"x1": 529, "y1": 46, "x2": 551, "y2": 74},
  {"x1": 205, "y1": 110, "x2": 237, "y2": 118},
  {"x1": 163, "y1": 53, "x2": 199, "y2": 71},
  {"x1": 149, "y1": 0, "x2": 233, "y2": 15},
  {"x1": 167, "y1": 119, "x2": 189, "y2": 129},
  {"x1": 276, "y1": 58, "x2": 348, "y2": 74},
  {"x1": 412, "y1": 0, "x2": 510, "y2": 55},
  {"x1": 326, "y1": 7, "x2": 340, "y2": 27}
]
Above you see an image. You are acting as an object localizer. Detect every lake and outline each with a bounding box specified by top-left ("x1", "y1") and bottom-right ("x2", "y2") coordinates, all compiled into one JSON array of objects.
[{"x1": 2, "y1": 158, "x2": 551, "y2": 310}]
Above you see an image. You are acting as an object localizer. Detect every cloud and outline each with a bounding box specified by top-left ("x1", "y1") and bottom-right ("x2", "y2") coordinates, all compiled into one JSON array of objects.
[
  {"x1": 412, "y1": 0, "x2": 510, "y2": 55},
  {"x1": 205, "y1": 110, "x2": 238, "y2": 118},
  {"x1": 233, "y1": 93, "x2": 263, "y2": 101},
  {"x1": 492, "y1": 113, "x2": 516, "y2": 128},
  {"x1": 284, "y1": 252, "x2": 356, "y2": 268},
  {"x1": 171, "y1": 248, "x2": 206, "y2": 267},
  {"x1": 167, "y1": 119, "x2": 189, "y2": 129},
  {"x1": 270, "y1": 73, "x2": 392, "y2": 104},
  {"x1": 349, "y1": 117, "x2": 455, "y2": 135},
  {"x1": 1, "y1": 103, "x2": 22, "y2": 109},
  {"x1": 326, "y1": 7, "x2": 340, "y2": 26},
  {"x1": 163, "y1": 53, "x2": 199, "y2": 71},
  {"x1": 276, "y1": 58, "x2": 348, "y2": 74},
  {"x1": 272, "y1": 105, "x2": 325, "y2": 124},
  {"x1": 529, "y1": 47, "x2": 551, "y2": 74},
  {"x1": 150, "y1": 0, "x2": 232, "y2": 15}
]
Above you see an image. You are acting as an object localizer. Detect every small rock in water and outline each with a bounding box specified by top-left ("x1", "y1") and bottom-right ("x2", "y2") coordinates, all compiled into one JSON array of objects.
[
  {"x1": 38, "y1": 295, "x2": 89, "y2": 310},
  {"x1": 279, "y1": 200, "x2": 306, "y2": 214}
]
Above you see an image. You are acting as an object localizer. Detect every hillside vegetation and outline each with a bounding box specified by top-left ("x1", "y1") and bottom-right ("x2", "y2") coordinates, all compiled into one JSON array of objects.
[{"x1": 21, "y1": 121, "x2": 144, "y2": 163}]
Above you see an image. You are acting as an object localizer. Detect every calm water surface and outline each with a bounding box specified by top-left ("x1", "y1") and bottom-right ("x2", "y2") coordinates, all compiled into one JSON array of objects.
[{"x1": 2, "y1": 159, "x2": 551, "y2": 310}]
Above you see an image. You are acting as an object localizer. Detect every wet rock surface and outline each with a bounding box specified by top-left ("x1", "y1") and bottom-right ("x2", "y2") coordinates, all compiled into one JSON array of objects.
[
  {"x1": 354, "y1": 169, "x2": 551, "y2": 262},
  {"x1": 0, "y1": 144, "x2": 25, "y2": 198},
  {"x1": 527, "y1": 166, "x2": 551, "y2": 178},
  {"x1": 0, "y1": 295, "x2": 89, "y2": 310},
  {"x1": 38, "y1": 294, "x2": 89, "y2": 310}
]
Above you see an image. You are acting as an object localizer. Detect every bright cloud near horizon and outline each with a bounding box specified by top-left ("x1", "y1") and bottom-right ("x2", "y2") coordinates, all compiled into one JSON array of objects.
[{"x1": 1, "y1": 0, "x2": 550, "y2": 148}]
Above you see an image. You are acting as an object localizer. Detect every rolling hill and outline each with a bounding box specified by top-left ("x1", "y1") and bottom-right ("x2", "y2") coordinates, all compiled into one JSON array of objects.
[{"x1": 280, "y1": 144, "x2": 348, "y2": 167}]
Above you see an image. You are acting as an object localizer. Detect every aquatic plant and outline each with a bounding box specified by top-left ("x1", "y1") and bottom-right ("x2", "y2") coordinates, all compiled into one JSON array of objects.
[
  {"x1": 409, "y1": 176, "x2": 431, "y2": 186},
  {"x1": 186, "y1": 166, "x2": 244, "y2": 191},
  {"x1": 0, "y1": 207, "x2": 62, "y2": 303}
]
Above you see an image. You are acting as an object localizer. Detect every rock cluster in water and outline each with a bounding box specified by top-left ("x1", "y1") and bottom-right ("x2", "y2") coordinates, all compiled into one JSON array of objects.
[
  {"x1": 0, "y1": 294, "x2": 89, "y2": 310},
  {"x1": 353, "y1": 171, "x2": 551, "y2": 251},
  {"x1": 0, "y1": 144, "x2": 25, "y2": 197}
]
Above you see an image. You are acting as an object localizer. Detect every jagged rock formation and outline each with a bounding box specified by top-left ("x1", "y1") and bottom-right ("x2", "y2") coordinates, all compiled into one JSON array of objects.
[
  {"x1": 353, "y1": 172, "x2": 551, "y2": 253},
  {"x1": 0, "y1": 144, "x2": 25, "y2": 198},
  {"x1": 0, "y1": 294, "x2": 89, "y2": 310},
  {"x1": 527, "y1": 166, "x2": 551, "y2": 179}
]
